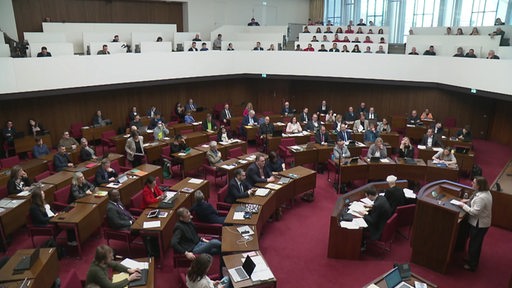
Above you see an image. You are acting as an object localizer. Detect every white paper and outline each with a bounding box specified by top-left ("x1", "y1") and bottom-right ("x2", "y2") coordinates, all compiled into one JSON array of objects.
[
  {"x1": 233, "y1": 212, "x2": 245, "y2": 220},
  {"x1": 255, "y1": 188, "x2": 270, "y2": 196},
  {"x1": 143, "y1": 221, "x2": 161, "y2": 228},
  {"x1": 433, "y1": 147, "x2": 444, "y2": 152},
  {"x1": 360, "y1": 197, "x2": 374, "y2": 206},
  {"x1": 120, "y1": 258, "x2": 149, "y2": 270},
  {"x1": 238, "y1": 160, "x2": 248, "y2": 164},
  {"x1": 178, "y1": 153, "x2": 186, "y2": 156},
  {"x1": 417, "y1": 145, "x2": 426, "y2": 150},
  {"x1": 188, "y1": 178, "x2": 203, "y2": 184},
  {"x1": 123, "y1": 134, "x2": 130, "y2": 138},
  {"x1": 353, "y1": 218, "x2": 368, "y2": 228},
  {"x1": 450, "y1": 199, "x2": 463, "y2": 206},
  {"x1": 380, "y1": 158, "x2": 390, "y2": 163},
  {"x1": 340, "y1": 221, "x2": 359, "y2": 229},
  {"x1": 414, "y1": 281, "x2": 428, "y2": 288},
  {"x1": 356, "y1": 141, "x2": 365, "y2": 147},
  {"x1": 106, "y1": 182, "x2": 121, "y2": 188},
  {"x1": 146, "y1": 130, "x2": 153, "y2": 133},
  {"x1": 290, "y1": 145, "x2": 301, "y2": 150},
  {"x1": 221, "y1": 165, "x2": 235, "y2": 170},
  {"x1": 201, "y1": 144, "x2": 209, "y2": 148},
  {"x1": 17, "y1": 191, "x2": 30, "y2": 197},
  {"x1": 265, "y1": 183, "x2": 281, "y2": 190},
  {"x1": 250, "y1": 256, "x2": 275, "y2": 281},
  {"x1": 237, "y1": 225, "x2": 254, "y2": 236},
  {"x1": 404, "y1": 188, "x2": 417, "y2": 199}
]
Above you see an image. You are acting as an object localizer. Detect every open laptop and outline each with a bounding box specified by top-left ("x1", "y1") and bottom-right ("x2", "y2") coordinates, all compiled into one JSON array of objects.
[
  {"x1": 370, "y1": 156, "x2": 381, "y2": 163},
  {"x1": 384, "y1": 267, "x2": 413, "y2": 288},
  {"x1": 228, "y1": 255, "x2": 256, "y2": 282},
  {"x1": 13, "y1": 249, "x2": 40, "y2": 274},
  {"x1": 128, "y1": 268, "x2": 148, "y2": 287},
  {"x1": 116, "y1": 174, "x2": 128, "y2": 184}
]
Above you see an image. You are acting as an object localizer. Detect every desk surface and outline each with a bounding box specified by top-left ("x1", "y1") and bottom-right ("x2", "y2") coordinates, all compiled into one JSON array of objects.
[
  {"x1": 221, "y1": 226, "x2": 259, "y2": 254},
  {"x1": 223, "y1": 251, "x2": 276, "y2": 288},
  {"x1": 364, "y1": 269, "x2": 437, "y2": 288},
  {"x1": 0, "y1": 248, "x2": 59, "y2": 288}
]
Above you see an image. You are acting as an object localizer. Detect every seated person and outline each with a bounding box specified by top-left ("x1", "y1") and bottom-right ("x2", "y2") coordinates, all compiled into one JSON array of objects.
[
  {"x1": 281, "y1": 101, "x2": 294, "y2": 116},
  {"x1": 453, "y1": 47, "x2": 465, "y2": 57},
  {"x1": 69, "y1": 172, "x2": 95, "y2": 203},
  {"x1": 344, "y1": 106, "x2": 356, "y2": 122},
  {"x1": 286, "y1": 117, "x2": 302, "y2": 134},
  {"x1": 352, "y1": 37, "x2": 361, "y2": 43},
  {"x1": 259, "y1": 116, "x2": 274, "y2": 136},
  {"x1": 202, "y1": 114, "x2": 218, "y2": 132},
  {"x1": 315, "y1": 125, "x2": 330, "y2": 145},
  {"x1": 333, "y1": 115, "x2": 344, "y2": 132},
  {"x1": 432, "y1": 122, "x2": 443, "y2": 135},
  {"x1": 300, "y1": 108, "x2": 309, "y2": 123},
  {"x1": 384, "y1": 175, "x2": 406, "y2": 213},
  {"x1": 184, "y1": 111, "x2": 195, "y2": 124},
  {"x1": 37, "y1": 46, "x2": 52, "y2": 57},
  {"x1": 351, "y1": 45, "x2": 361, "y2": 53},
  {"x1": 353, "y1": 113, "x2": 368, "y2": 132},
  {"x1": 217, "y1": 126, "x2": 231, "y2": 142},
  {"x1": 364, "y1": 123, "x2": 379, "y2": 143},
  {"x1": 420, "y1": 128, "x2": 442, "y2": 147},
  {"x1": 175, "y1": 103, "x2": 186, "y2": 122},
  {"x1": 432, "y1": 147, "x2": 457, "y2": 165},
  {"x1": 398, "y1": 137, "x2": 415, "y2": 158},
  {"x1": 28, "y1": 119, "x2": 45, "y2": 136},
  {"x1": 97, "y1": 45, "x2": 110, "y2": 55},
  {"x1": 305, "y1": 114, "x2": 321, "y2": 133},
  {"x1": 242, "y1": 110, "x2": 258, "y2": 126},
  {"x1": 200, "y1": 42, "x2": 209, "y2": 51},
  {"x1": 487, "y1": 50, "x2": 500, "y2": 59},
  {"x1": 366, "y1": 107, "x2": 378, "y2": 121},
  {"x1": 206, "y1": 141, "x2": 222, "y2": 166},
  {"x1": 367, "y1": 137, "x2": 387, "y2": 159},
  {"x1": 336, "y1": 123, "x2": 352, "y2": 142},
  {"x1": 7, "y1": 166, "x2": 31, "y2": 195},
  {"x1": 106, "y1": 190, "x2": 135, "y2": 230},
  {"x1": 171, "y1": 208, "x2": 222, "y2": 261},
  {"x1": 142, "y1": 176, "x2": 164, "y2": 207},
  {"x1": 423, "y1": 45, "x2": 436, "y2": 56},
  {"x1": 185, "y1": 98, "x2": 198, "y2": 112},
  {"x1": 33, "y1": 137, "x2": 50, "y2": 158},
  {"x1": 95, "y1": 158, "x2": 118, "y2": 186},
  {"x1": 303, "y1": 43, "x2": 315, "y2": 51},
  {"x1": 341, "y1": 45, "x2": 350, "y2": 52},
  {"x1": 186, "y1": 254, "x2": 227, "y2": 288},
  {"x1": 153, "y1": 121, "x2": 169, "y2": 140},
  {"x1": 80, "y1": 138, "x2": 97, "y2": 162},
  {"x1": 188, "y1": 42, "x2": 198, "y2": 51},
  {"x1": 377, "y1": 118, "x2": 391, "y2": 133},
  {"x1": 171, "y1": 135, "x2": 188, "y2": 154},
  {"x1": 86, "y1": 245, "x2": 141, "y2": 287},
  {"x1": 317, "y1": 100, "x2": 329, "y2": 115},
  {"x1": 360, "y1": 187, "x2": 392, "y2": 241},
  {"x1": 225, "y1": 169, "x2": 252, "y2": 204},
  {"x1": 130, "y1": 115, "x2": 143, "y2": 130},
  {"x1": 333, "y1": 139, "x2": 351, "y2": 159},
  {"x1": 420, "y1": 108, "x2": 434, "y2": 120},
  {"x1": 465, "y1": 48, "x2": 477, "y2": 58},
  {"x1": 457, "y1": 125, "x2": 472, "y2": 141},
  {"x1": 54, "y1": 145, "x2": 74, "y2": 172},
  {"x1": 407, "y1": 110, "x2": 421, "y2": 125},
  {"x1": 92, "y1": 110, "x2": 108, "y2": 126},
  {"x1": 265, "y1": 151, "x2": 285, "y2": 174},
  {"x1": 190, "y1": 190, "x2": 225, "y2": 225},
  {"x1": 246, "y1": 154, "x2": 275, "y2": 186},
  {"x1": 192, "y1": 34, "x2": 201, "y2": 41},
  {"x1": 253, "y1": 42, "x2": 264, "y2": 51},
  {"x1": 59, "y1": 131, "x2": 79, "y2": 150},
  {"x1": 325, "y1": 110, "x2": 335, "y2": 123},
  {"x1": 129, "y1": 106, "x2": 138, "y2": 122}
]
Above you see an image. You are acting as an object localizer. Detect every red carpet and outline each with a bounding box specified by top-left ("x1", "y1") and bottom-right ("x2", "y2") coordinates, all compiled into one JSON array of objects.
[{"x1": 2, "y1": 139, "x2": 511, "y2": 287}]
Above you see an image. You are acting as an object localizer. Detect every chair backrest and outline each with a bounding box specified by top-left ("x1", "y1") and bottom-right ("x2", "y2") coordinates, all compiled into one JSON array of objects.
[
  {"x1": 443, "y1": 117, "x2": 457, "y2": 129},
  {"x1": 379, "y1": 212, "x2": 398, "y2": 243},
  {"x1": 34, "y1": 170, "x2": 51, "y2": 182},
  {"x1": 0, "y1": 155, "x2": 21, "y2": 168},
  {"x1": 161, "y1": 145, "x2": 170, "y2": 156},
  {"x1": 130, "y1": 190, "x2": 144, "y2": 210},
  {"x1": 70, "y1": 122, "x2": 83, "y2": 138},
  {"x1": 396, "y1": 204, "x2": 416, "y2": 228},
  {"x1": 0, "y1": 186, "x2": 7, "y2": 199},
  {"x1": 110, "y1": 160, "x2": 121, "y2": 173},
  {"x1": 54, "y1": 185, "x2": 71, "y2": 204},
  {"x1": 218, "y1": 184, "x2": 229, "y2": 202},
  {"x1": 228, "y1": 147, "x2": 243, "y2": 159},
  {"x1": 101, "y1": 129, "x2": 117, "y2": 139},
  {"x1": 280, "y1": 137, "x2": 296, "y2": 147},
  {"x1": 208, "y1": 134, "x2": 217, "y2": 142}
]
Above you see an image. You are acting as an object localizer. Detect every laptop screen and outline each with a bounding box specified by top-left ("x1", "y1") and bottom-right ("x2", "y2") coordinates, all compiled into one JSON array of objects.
[
  {"x1": 384, "y1": 267, "x2": 402, "y2": 288},
  {"x1": 242, "y1": 256, "x2": 257, "y2": 277}
]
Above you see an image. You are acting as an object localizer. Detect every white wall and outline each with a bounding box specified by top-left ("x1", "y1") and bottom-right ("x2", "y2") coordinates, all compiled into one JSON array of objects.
[
  {"x1": 0, "y1": 0, "x2": 18, "y2": 41},
  {"x1": 184, "y1": 0, "x2": 309, "y2": 40}
]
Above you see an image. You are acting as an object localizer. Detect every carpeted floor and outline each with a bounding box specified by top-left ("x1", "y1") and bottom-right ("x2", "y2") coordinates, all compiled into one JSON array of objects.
[{"x1": 2, "y1": 139, "x2": 511, "y2": 287}]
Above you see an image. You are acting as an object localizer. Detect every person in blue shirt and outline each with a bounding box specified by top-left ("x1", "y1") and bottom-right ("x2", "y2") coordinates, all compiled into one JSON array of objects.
[
  {"x1": 364, "y1": 123, "x2": 379, "y2": 143},
  {"x1": 184, "y1": 111, "x2": 195, "y2": 124},
  {"x1": 200, "y1": 42, "x2": 209, "y2": 51},
  {"x1": 33, "y1": 137, "x2": 50, "y2": 158}
]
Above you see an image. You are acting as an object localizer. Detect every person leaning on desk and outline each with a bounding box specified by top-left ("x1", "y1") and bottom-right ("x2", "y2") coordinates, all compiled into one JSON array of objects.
[
  {"x1": 366, "y1": 137, "x2": 387, "y2": 159},
  {"x1": 357, "y1": 187, "x2": 392, "y2": 245},
  {"x1": 7, "y1": 165, "x2": 31, "y2": 195},
  {"x1": 432, "y1": 147, "x2": 457, "y2": 165},
  {"x1": 86, "y1": 245, "x2": 141, "y2": 287},
  {"x1": 398, "y1": 137, "x2": 414, "y2": 158},
  {"x1": 95, "y1": 158, "x2": 118, "y2": 186}
]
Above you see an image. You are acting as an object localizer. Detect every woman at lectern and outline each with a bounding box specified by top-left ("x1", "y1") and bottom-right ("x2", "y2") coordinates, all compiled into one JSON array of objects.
[{"x1": 455, "y1": 176, "x2": 493, "y2": 271}]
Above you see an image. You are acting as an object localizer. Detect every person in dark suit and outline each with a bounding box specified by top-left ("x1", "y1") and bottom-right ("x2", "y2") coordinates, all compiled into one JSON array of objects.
[
  {"x1": 242, "y1": 110, "x2": 258, "y2": 126},
  {"x1": 225, "y1": 169, "x2": 253, "y2": 204},
  {"x1": 299, "y1": 108, "x2": 309, "y2": 123},
  {"x1": 336, "y1": 123, "x2": 352, "y2": 142},
  {"x1": 128, "y1": 106, "x2": 138, "y2": 122},
  {"x1": 170, "y1": 135, "x2": 188, "y2": 154},
  {"x1": 106, "y1": 189, "x2": 134, "y2": 230},
  {"x1": 54, "y1": 145, "x2": 74, "y2": 172},
  {"x1": 357, "y1": 102, "x2": 368, "y2": 116},
  {"x1": 305, "y1": 114, "x2": 320, "y2": 132},
  {"x1": 201, "y1": 113, "x2": 218, "y2": 132},
  {"x1": 185, "y1": 98, "x2": 197, "y2": 112},
  {"x1": 246, "y1": 154, "x2": 275, "y2": 187},
  {"x1": 281, "y1": 101, "x2": 294, "y2": 116},
  {"x1": 420, "y1": 128, "x2": 442, "y2": 147},
  {"x1": 36, "y1": 46, "x2": 52, "y2": 57},
  {"x1": 457, "y1": 125, "x2": 472, "y2": 141},
  {"x1": 217, "y1": 126, "x2": 232, "y2": 142},
  {"x1": 363, "y1": 187, "x2": 392, "y2": 240},
  {"x1": 7, "y1": 165, "x2": 31, "y2": 195},
  {"x1": 383, "y1": 175, "x2": 406, "y2": 213},
  {"x1": 317, "y1": 100, "x2": 329, "y2": 115},
  {"x1": 315, "y1": 125, "x2": 330, "y2": 145},
  {"x1": 259, "y1": 116, "x2": 274, "y2": 136},
  {"x1": 171, "y1": 207, "x2": 221, "y2": 261},
  {"x1": 190, "y1": 190, "x2": 225, "y2": 224},
  {"x1": 344, "y1": 107, "x2": 356, "y2": 122},
  {"x1": 80, "y1": 138, "x2": 97, "y2": 162},
  {"x1": 220, "y1": 103, "x2": 232, "y2": 125},
  {"x1": 407, "y1": 110, "x2": 421, "y2": 125},
  {"x1": 432, "y1": 122, "x2": 443, "y2": 135},
  {"x1": 398, "y1": 137, "x2": 415, "y2": 158},
  {"x1": 92, "y1": 110, "x2": 107, "y2": 126},
  {"x1": 95, "y1": 158, "x2": 118, "y2": 186}
]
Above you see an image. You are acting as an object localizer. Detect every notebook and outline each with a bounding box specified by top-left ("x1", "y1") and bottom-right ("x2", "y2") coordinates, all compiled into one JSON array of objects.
[
  {"x1": 228, "y1": 255, "x2": 256, "y2": 282},
  {"x1": 384, "y1": 267, "x2": 413, "y2": 288},
  {"x1": 13, "y1": 249, "x2": 40, "y2": 273}
]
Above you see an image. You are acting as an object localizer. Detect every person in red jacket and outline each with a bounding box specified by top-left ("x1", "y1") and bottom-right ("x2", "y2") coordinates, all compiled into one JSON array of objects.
[{"x1": 142, "y1": 176, "x2": 164, "y2": 207}]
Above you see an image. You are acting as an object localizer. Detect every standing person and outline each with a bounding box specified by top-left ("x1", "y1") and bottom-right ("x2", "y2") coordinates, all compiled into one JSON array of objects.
[
  {"x1": 125, "y1": 130, "x2": 144, "y2": 168},
  {"x1": 86, "y1": 245, "x2": 141, "y2": 287},
  {"x1": 362, "y1": 187, "x2": 392, "y2": 241},
  {"x1": 213, "y1": 34, "x2": 222, "y2": 50},
  {"x1": 456, "y1": 176, "x2": 493, "y2": 271}
]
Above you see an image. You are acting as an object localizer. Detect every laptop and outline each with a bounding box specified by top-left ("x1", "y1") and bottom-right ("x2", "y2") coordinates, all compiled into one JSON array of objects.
[
  {"x1": 384, "y1": 267, "x2": 413, "y2": 288},
  {"x1": 13, "y1": 249, "x2": 40, "y2": 273},
  {"x1": 349, "y1": 157, "x2": 359, "y2": 164},
  {"x1": 277, "y1": 177, "x2": 291, "y2": 184},
  {"x1": 228, "y1": 255, "x2": 257, "y2": 282},
  {"x1": 128, "y1": 268, "x2": 148, "y2": 287},
  {"x1": 370, "y1": 156, "x2": 381, "y2": 163},
  {"x1": 117, "y1": 174, "x2": 128, "y2": 184}
]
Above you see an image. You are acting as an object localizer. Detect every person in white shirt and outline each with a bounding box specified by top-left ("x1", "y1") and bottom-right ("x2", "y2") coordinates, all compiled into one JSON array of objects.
[
  {"x1": 186, "y1": 254, "x2": 227, "y2": 288},
  {"x1": 286, "y1": 117, "x2": 302, "y2": 134},
  {"x1": 333, "y1": 139, "x2": 351, "y2": 159}
]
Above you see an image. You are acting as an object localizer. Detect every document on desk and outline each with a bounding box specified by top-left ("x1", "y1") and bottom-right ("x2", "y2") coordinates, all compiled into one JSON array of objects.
[
  {"x1": 143, "y1": 221, "x2": 161, "y2": 228},
  {"x1": 404, "y1": 188, "x2": 417, "y2": 199},
  {"x1": 265, "y1": 183, "x2": 281, "y2": 190},
  {"x1": 433, "y1": 147, "x2": 443, "y2": 152},
  {"x1": 233, "y1": 212, "x2": 245, "y2": 220},
  {"x1": 359, "y1": 197, "x2": 374, "y2": 206},
  {"x1": 17, "y1": 191, "x2": 31, "y2": 197},
  {"x1": 178, "y1": 153, "x2": 187, "y2": 156},
  {"x1": 255, "y1": 188, "x2": 270, "y2": 197},
  {"x1": 356, "y1": 141, "x2": 366, "y2": 147},
  {"x1": 221, "y1": 165, "x2": 236, "y2": 170},
  {"x1": 353, "y1": 218, "x2": 368, "y2": 228},
  {"x1": 340, "y1": 221, "x2": 359, "y2": 229},
  {"x1": 121, "y1": 258, "x2": 149, "y2": 270},
  {"x1": 250, "y1": 255, "x2": 275, "y2": 281},
  {"x1": 238, "y1": 160, "x2": 248, "y2": 164},
  {"x1": 188, "y1": 178, "x2": 203, "y2": 184},
  {"x1": 112, "y1": 272, "x2": 128, "y2": 283},
  {"x1": 380, "y1": 158, "x2": 390, "y2": 163},
  {"x1": 450, "y1": 199, "x2": 463, "y2": 206},
  {"x1": 106, "y1": 182, "x2": 122, "y2": 188}
]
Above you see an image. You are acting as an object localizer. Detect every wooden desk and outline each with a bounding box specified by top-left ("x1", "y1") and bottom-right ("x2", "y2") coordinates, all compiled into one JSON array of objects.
[
  {"x1": 233, "y1": 191, "x2": 277, "y2": 237},
  {"x1": 327, "y1": 181, "x2": 408, "y2": 260},
  {"x1": 170, "y1": 123, "x2": 200, "y2": 136},
  {"x1": 314, "y1": 143, "x2": 332, "y2": 164},
  {"x1": 74, "y1": 191, "x2": 109, "y2": 217},
  {"x1": 426, "y1": 160, "x2": 459, "y2": 182},
  {"x1": 266, "y1": 133, "x2": 312, "y2": 154},
  {"x1": 490, "y1": 160, "x2": 512, "y2": 231},
  {"x1": 39, "y1": 149, "x2": 80, "y2": 165},
  {"x1": 333, "y1": 158, "x2": 368, "y2": 188},
  {"x1": 81, "y1": 125, "x2": 113, "y2": 142},
  {"x1": 143, "y1": 141, "x2": 170, "y2": 164},
  {"x1": 14, "y1": 135, "x2": 52, "y2": 154},
  {"x1": 364, "y1": 157, "x2": 396, "y2": 180},
  {"x1": 417, "y1": 147, "x2": 439, "y2": 163},
  {"x1": 444, "y1": 138, "x2": 472, "y2": 149},
  {"x1": 170, "y1": 177, "x2": 210, "y2": 207},
  {"x1": 172, "y1": 148, "x2": 206, "y2": 179},
  {"x1": 182, "y1": 131, "x2": 209, "y2": 148},
  {"x1": 105, "y1": 176, "x2": 143, "y2": 206},
  {"x1": 221, "y1": 226, "x2": 259, "y2": 254},
  {"x1": 216, "y1": 158, "x2": 252, "y2": 185},
  {"x1": 223, "y1": 251, "x2": 276, "y2": 288},
  {"x1": 405, "y1": 125, "x2": 426, "y2": 143},
  {"x1": 243, "y1": 125, "x2": 259, "y2": 141},
  {"x1": 114, "y1": 257, "x2": 155, "y2": 288},
  {"x1": 63, "y1": 161, "x2": 99, "y2": 180},
  {"x1": 0, "y1": 198, "x2": 30, "y2": 248},
  {"x1": 394, "y1": 158, "x2": 427, "y2": 183},
  {"x1": 225, "y1": 204, "x2": 260, "y2": 236},
  {"x1": 411, "y1": 180, "x2": 473, "y2": 273},
  {"x1": 288, "y1": 145, "x2": 317, "y2": 167},
  {"x1": 0, "y1": 169, "x2": 10, "y2": 191},
  {"x1": 129, "y1": 164, "x2": 163, "y2": 185},
  {"x1": 131, "y1": 207, "x2": 175, "y2": 261},
  {"x1": 364, "y1": 269, "x2": 437, "y2": 288},
  {"x1": 40, "y1": 171, "x2": 74, "y2": 190},
  {"x1": 0, "y1": 248, "x2": 59, "y2": 288},
  {"x1": 346, "y1": 142, "x2": 368, "y2": 158},
  {"x1": 50, "y1": 203, "x2": 103, "y2": 257},
  {"x1": 19, "y1": 159, "x2": 48, "y2": 180},
  {"x1": 280, "y1": 166, "x2": 317, "y2": 200}
]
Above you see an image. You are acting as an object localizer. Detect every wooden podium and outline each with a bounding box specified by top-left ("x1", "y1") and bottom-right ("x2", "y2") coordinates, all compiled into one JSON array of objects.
[{"x1": 411, "y1": 180, "x2": 474, "y2": 273}]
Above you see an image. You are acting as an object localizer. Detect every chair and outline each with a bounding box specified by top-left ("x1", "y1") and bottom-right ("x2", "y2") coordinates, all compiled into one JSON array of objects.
[
  {"x1": 102, "y1": 219, "x2": 140, "y2": 257},
  {"x1": 216, "y1": 184, "x2": 231, "y2": 212},
  {"x1": 60, "y1": 269, "x2": 82, "y2": 288},
  {"x1": 161, "y1": 145, "x2": 180, "y2": 176},
  {"x1": 227, "y1": 147, "x2": 243, "y2": 158},
  {"x1": 52, "y1": 185, "x2": 71, "y2": 211},
  {"x1": 369, "y1": 212, "x2": 398, "y2": 253},
  {"x1": 26, "y1": 214, "x2": 60, "y2": 248},
  {"x1": 111, "y1": 159, "x2": 131, "y2": 173},
  {"x1": 443, "y1": 117, "x2": 457, "y2": 129},
  {"x1": 278, "y1": 137, "x2": 296, "y2": 165},
  {"x1": 129, "y1": 190, "x2": 145, "y2": 216},
  {"x1": 34, "y1": 170, "x2": 51, "y2": 182},
  {"x1": 396, "y1": 204, "x2": 416, "y2": 239},
  {"x1": 100, "y1": 129, "x2": 117, "y2": 154},
  {"x1": 0, "y1": 155, "x2": 21, "y2": 168},
  {"x1": 208, "y1": 134, "x2": 217, "y2": 142},
  {"x1": 202, "y1": 158, "x2": 226, "y2": 186},
  {"x1": 69, "y1": 122, "x2": 83, "y2": 139}
]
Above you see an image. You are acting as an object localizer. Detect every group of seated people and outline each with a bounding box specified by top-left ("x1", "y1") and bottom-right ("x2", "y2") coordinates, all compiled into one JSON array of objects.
[{"x1": 298, "y1": 43, "x2": 387, "y2": 53}]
